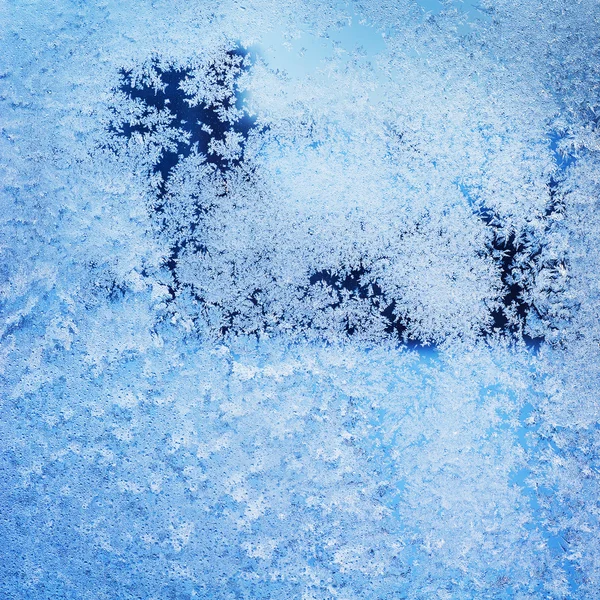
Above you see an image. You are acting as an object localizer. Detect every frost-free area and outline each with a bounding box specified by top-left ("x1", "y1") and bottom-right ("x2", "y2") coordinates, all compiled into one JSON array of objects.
[{"x1": 1, "y1": 0, "x2": 600, "y2": 598}]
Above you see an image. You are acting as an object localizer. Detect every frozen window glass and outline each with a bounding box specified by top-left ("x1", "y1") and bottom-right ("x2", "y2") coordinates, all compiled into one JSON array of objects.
[{"x1": 1, "y1": 1, "x2": 598, "y2": 597}]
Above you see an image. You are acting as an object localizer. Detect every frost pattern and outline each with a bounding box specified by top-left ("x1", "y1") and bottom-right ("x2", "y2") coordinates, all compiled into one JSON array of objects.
[
  {"x1": 2, "y1": 0, "x2": 600, "y2": 598},
  {"x1": 105, "y1": 42, "x2": 564, "y2": 347}
]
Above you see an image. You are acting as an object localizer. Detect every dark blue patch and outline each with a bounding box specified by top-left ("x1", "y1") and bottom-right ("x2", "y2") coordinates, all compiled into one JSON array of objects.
[
  {"x1": 477, "y1": 207, "x2": 545, "y2": 346},
  {"x1": 308, "y1": 267, "x2": 428, "y2": 346},
  {"x1": 107, "y1": 53, "x2": 558, "y2": 348},
  {"x1": 113, "y1": 49, "x2": 257, "y2": 197},
  {"x1": 549, "y1": 131, "x2": 575, "y2": 172}
]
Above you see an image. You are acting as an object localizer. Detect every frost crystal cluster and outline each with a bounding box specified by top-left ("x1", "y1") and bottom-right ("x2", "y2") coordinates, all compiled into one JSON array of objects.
[{"x1": 1, "y1": 0, "x2": 600, "y2": 598}]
